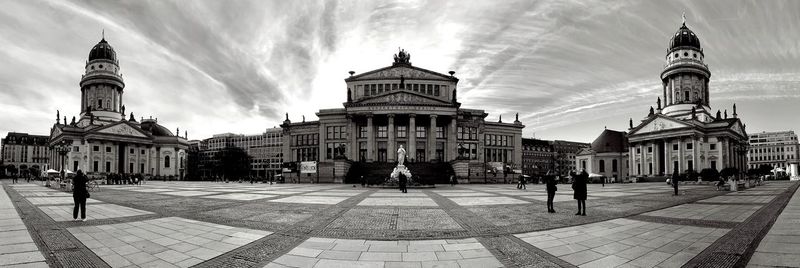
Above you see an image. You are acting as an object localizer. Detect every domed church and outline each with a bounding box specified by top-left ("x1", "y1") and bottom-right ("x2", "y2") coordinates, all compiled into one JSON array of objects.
[
  {"x1": 627, "y1": 17, "x2": 748, "y2": 178},
  {"x1": 47, "y1": 35, "x2": 189, "y2": 178}
]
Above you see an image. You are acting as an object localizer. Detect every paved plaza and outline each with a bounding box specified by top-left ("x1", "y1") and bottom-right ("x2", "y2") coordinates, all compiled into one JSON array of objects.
[{"x1": 1, "y1": 179, "x2": 798, "y2": 267}]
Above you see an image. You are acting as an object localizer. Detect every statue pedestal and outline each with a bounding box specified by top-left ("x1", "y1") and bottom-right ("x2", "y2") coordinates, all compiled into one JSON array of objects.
[{"x1": 388, "y1": 165, "x2": 413, "y2": 185}]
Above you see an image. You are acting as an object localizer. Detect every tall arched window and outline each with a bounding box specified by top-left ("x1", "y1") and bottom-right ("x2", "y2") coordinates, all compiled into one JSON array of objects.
[
  {"x1": 684, "y1": 90, "x2": 690, "y2": 102},
  {"x1": 164, "y1": 156, "x2": 170, "y2": 168},
  {"x1": 97, "y1": 99, "x2": 103, "y2": 108}
]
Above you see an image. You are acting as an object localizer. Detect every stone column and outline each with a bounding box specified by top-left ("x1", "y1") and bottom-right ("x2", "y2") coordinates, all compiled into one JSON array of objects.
[
  {"x1": 348, "y1": 115, "x2": 357, "y2": 160},
  {"x1": 678, "y1": 138, "x2": 684, "y2": 173},
  {"x1": 319, "y1": 123, "x2": 326, "y2": 160},
  {"x1": 447, "y1": 116, "x2": 457, "y2": 161},
  {"x1": 366, "y1": 114, "x2": 374, "y2": 162},
  {"x1": 387, "y1": 113, "x2": 396, "y2": 162},
  {"x1": 664, "y1": 139, "x2": 669, "y2": 175},
  {"x1": 408, "y1": 114, "x2": 416, "y2": 162},
  {"x1": 717, "y1": 137, "x2": 723, "y2": 170},
  {"x1": 692, "y1": 136, "x2": 698, "y2": 172},
  {"x1": 629, "y1": 143, "x2": 636, "y2": 175},
  {"x1": 428, "y1": 114, "x2": 437, "y2": 162}
]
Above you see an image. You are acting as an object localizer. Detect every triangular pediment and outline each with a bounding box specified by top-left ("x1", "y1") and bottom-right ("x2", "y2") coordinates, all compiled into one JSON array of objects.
[
  {"x1": 730, "y1": 121, "x2": 746, "y2": 137},
  {"x1": 630, "y1": 116, "x2": 693, "y2": 136},
  {"x1": 93, "y1": 122, "x2": 149, "y2": 138},
  {"x1": 350, "y1": 65, "x2": 453, "y2": 81},
  {"x1": 355, "y1": 91, "x2": 451, "y2": 105},
  {"x1": 51, "y1": 126, "x2": 63, "y2": 138}
]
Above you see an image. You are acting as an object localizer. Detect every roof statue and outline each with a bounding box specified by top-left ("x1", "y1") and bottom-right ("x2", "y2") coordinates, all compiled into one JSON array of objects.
[
  {"x1": 657, "y1": 97, "x2": 661, "y2": 110},
  {"x1": 498, "y1": 115, "x2": 502, "y2": 123},
  {"x1": 733, "y1": 103, "x2": 738, "y2": 117},
  {"x1": 648, "y1": 106, "x2": 654, "y2": 116},
  {"x1": 400, "y1": 75, "x2": 405, "y2": 89},
  {"x1": 452, "y1": 88, "x2": 457, "y2": 103},
  {"x1": 716, "y1": 110, "x2": 722, "y2": 120},
  {"x1": 302, "y1": 115, "x2": 305, "y2": 122},
  {"x1": 56, "y1": 110, "x2": 60, "y2": 124},
  {"x1": 724, "y1": 109, "x2": 727, "y2": 119},
  {"x1": 64, "y1": 116, "x2": 68, "y2": 126},
  {"x1": 682, "y1": 11, "x2": 686, "y2": 26},
  {"x1": 393, "y1": 48, "x2": 411, "y2": 65},
  {"x1": 629, "y1": 118, "x2": 633, "y2": 129},
  {"x1": 176, "y1": 128, "x2": 179, "y2": 136},
  {"x1": 121, "y1": 105, "x2": 125, "y2": 115}
]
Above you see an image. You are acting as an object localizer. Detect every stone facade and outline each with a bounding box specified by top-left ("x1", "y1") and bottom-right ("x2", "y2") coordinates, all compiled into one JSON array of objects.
[
  {"x1": 748, "y1": 131, "x2": 799, "y2": 178},
  {"x1": 1, "y1": 133, "x2": 51, "y2": 176},
  {"x1": 627, "y1": 21, "x2": 748, "y2": 179},
  {"x1": 47, "y1": 37, "x2": 188, "y2": 178},
  {"x1": 280, "y1": 49, "x2": 524, "y2": 182},
  {"x1": 576, "y1": 129, "x2": 629, "y2": 181}
]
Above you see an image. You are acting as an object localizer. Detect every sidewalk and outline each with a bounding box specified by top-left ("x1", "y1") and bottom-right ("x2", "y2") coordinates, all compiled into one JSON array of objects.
[
  {"x1": 748, "y1": 183, "x2": 800, "y2": 267},
  {"x1": 0, "y1": 184, "x2": 48, "y2": 267}
]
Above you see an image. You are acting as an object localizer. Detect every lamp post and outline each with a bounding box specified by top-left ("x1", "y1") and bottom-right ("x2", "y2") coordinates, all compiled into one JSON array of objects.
[{"x1": 51, "y1": 140, "x2": 71, "y2": 187}]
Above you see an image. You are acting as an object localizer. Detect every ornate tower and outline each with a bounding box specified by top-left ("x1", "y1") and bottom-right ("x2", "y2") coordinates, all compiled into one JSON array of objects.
[
  {"x1": 79, "y1": 36, "x2": 125, "y2": 124},
  {"x1": 660, "y1": 17, "x2": 712, "y2": 121}
]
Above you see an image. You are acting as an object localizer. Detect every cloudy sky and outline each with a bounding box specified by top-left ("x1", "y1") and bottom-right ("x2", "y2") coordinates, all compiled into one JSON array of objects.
[{"x1": 1, "y1": 0, "x2": 798, "y2": 143}]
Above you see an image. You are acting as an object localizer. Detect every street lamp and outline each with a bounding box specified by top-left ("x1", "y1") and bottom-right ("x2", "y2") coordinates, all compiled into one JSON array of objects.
[{"x1": 51, "y1": 140, "x2": 71, "y2": 187}]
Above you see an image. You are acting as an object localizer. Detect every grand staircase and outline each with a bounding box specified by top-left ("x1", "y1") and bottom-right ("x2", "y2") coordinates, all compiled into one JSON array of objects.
[{"x1": 345, "y1": 162, "x2": 454, "y2": 185}]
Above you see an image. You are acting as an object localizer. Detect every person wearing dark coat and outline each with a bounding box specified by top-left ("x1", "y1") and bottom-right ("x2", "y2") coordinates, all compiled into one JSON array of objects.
[
  {"x1": 545, "y1": 171, "x2": 558, "y2": 213},
  {"x1": 573, "y1": 169, "x2": 588, "y2": 216},
  {"x1": 398, "y1": 173, "x2": 408, "y2": 193},
  {"x1": 72, "y1": 170, "x2": 89, "y2": 221},
  {"x1": 672, "y1": 166, "x2": 680, "y2": 195}
]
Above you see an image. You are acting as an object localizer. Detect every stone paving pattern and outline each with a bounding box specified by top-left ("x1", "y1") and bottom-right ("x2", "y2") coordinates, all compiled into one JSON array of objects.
[
  {"x1": 265, "y1": 237, "x2": 504, "y2": 268},
  {"x1": 1, "y1": 179, "x2": 798, "y2": 267},
  {"x1": 747, "y1": 183, "x2": 800, "y2": 267},
  {"x1": 0, "y1": 185, "x2": 47, "y2": 267}
]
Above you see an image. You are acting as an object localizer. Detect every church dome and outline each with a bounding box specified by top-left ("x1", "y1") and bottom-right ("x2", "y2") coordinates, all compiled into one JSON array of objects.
[
  {"x1": 669, "y1": 24, "x2": 701, "y2": 51},
  {"x1": 140, "y1": 120, "x2": 173, "y2": 137},
  {"x1": 88, "y1": 38, "x2": 117, "y2": 62}
]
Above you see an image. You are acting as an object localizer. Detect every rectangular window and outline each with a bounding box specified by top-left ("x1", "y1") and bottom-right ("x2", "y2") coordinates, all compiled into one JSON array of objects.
[
  {"x1": 413, "y1": 84, "x2": 419, "y2": 92},
  {"x1": 648, "y1": 146, "x2": 653, "y2": 153},
  {"x1": 636, "y1": 148, "x2": 641, "y2": 154},
  {"x1": 470, "y1": 128, "x2": 477, "y2": 140},
  {"x1": 105, "y1": 162, "x2": 111, "y2": 173},
  {"x1": 687, "y1": 160, "x2": 694, "y2": 171},
  {"x1": 457, "y1": 127, "x2": 464, "y2": 139},
  {"x1": 93, "y1": 161, "x2": 98, "y2": 172},
  {"x1": 710, "y1": 144, "x2": 716, "y2": 150},
  {"x1": 93, "y1": 146, "x2": 99, "y2": 152},
  {"x1": 416, "y1": 126, "x2": 426, "y2": 138},
  {"x1": 129, "y1": 148, "x2": 134, "y2": 154},
  {"x1": 485, "y1": 135, "x2": 490, "y2": 146},
  {"x1": 141, "y1": 149, "x2": 145, "y2": 154},
  {"x1": 397, "y1": 126, "x2": 407, "y2": 138},
  {"x1": 371, "y1": 86, "x2": 377, "y2": 95},
  {"x1": 392, "y1": 84, "x2": 398, "y2": 90},
  {"x1": 673, "y1": 143, "x2": 679, "y2": 150},
  {"x1": 73, "y1": 146, "x2": 80, "y2": 152},
  {"x1": 434, "y1": 85, "x2": 440, "y2": 96},
  {"x1": 436, "y1": 127, "x2": 444, "y2": 138},
  {"x1": 377, "y1": 126, "x2": 388, "y2": 138},
  {"x1": 427, "y1": 85, "x2": 432, "y2": 95},
  {"x1": 371, "y1": 84, "x2": 376, "y2": 94},
  {"x1": 686, "y1": 143, "x2": 693, "y2": 150},
  {"x1": 106, "y1": 146, "x2": 111, "y2": 153},
  {"x1": 364, "y1": 87, "x2": 369, "y2": 96},
  {"x1": 359, "y1": 126, "x2": 367, "y2": 138}
]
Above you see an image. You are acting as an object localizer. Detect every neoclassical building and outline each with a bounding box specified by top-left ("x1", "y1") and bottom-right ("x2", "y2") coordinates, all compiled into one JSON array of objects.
[
  {"x1": 47, "y1": 36, "x2": 189, "y2": 178},
  {"x1": 627, "y1": 20, "x2": 748, "y2": 178},
  {"x1": 281, "y1": 49, "x2": 524, "y2": 182}
]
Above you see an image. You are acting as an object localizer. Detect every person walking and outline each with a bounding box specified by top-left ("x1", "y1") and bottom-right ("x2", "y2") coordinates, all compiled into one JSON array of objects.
[
  {"x1": 545, "y1": 171, "x2": 558, "y2": 213},
  {"x1": 72, "y1": 170, "x2": 89, "y2": 222},
  {"x1": 361, "y1": 175, "x2": 366, "y2": 188},
  {"x1": 399, "y1": 173, "x2": 408, "y2": 194},
  {"x1": 450, "y1": 175, "x2": 456, "y2": 187},
  {"x1": 573, "y1": 169, "x2": 588, "y2": 216},
  {"x1": 672, "y1": 166, "x2": 680, "y2": 195},
  {"x1": 517, "y1": 175, "x2": 526, "y2": 190}
]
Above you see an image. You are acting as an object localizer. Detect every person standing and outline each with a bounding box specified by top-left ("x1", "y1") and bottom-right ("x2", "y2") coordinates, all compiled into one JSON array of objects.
[
  {"x1": 672, "y1": 166, "x2": 680, "y2": 195},
  {"x1": 399, "y1": 173, "x2": 408, "y2": 193},
  {"x1": 573, "y1": 169, "x2": 588, "y2": 216},
  {"x1": 450, "y1": 175, "x2": 456, "y2": 187},
  {"x1": 72, "y1": 170, "x2": 89, "y2": 222},
  {"x1": 546, "y1": 171, "x2": 557, "y2": 213},
  {"x1": 518, "y1": 175, "x2": 526, "y2": 190},
  {"x1": 361, "y1": 175, "x2": 366, "y2": 187}
]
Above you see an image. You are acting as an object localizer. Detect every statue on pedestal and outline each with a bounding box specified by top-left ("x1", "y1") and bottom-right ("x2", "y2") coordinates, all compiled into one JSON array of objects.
[{"x1": 397, "y1": 145, "x2": 406, "y2": 166}]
